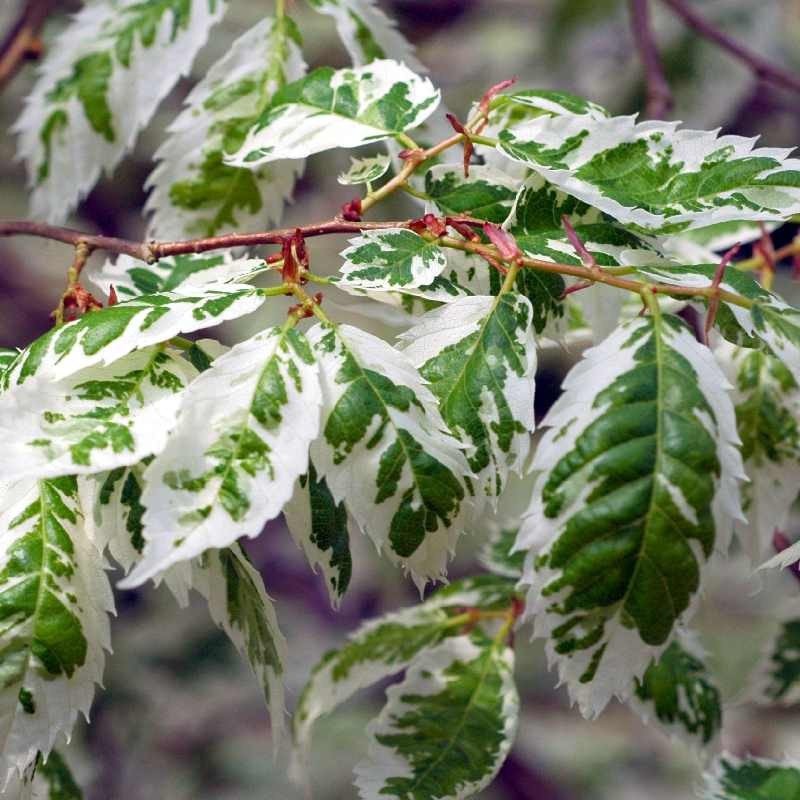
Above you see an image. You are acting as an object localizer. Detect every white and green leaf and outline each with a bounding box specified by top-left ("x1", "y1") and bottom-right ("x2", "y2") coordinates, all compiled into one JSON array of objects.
[
  {"x1": 354, "y1": 633, "x2": 518, "y2": 800},
  {"x1": 400, "y1": 293, "x2": 537, "y2": 505},
  {"x1": 0, "y1": 477, "x2": 113, "y2": 784},
  {"x1": 701, "y1": 754, "x2": 800, "y2": 799},
  {"x1": 497, "y1": 112, "x2": 800, "y2": 234},
  {"x1": 145, "y1": 17, "x2": 307, "y2": 240},
  {"x1": 479, "y1": 525, "x2": 524, "y2": 579},
  {"x1": 424, "y1": 165, "x2": 520, "y2": 225},
  {"x1": 308, "y1": 323, "x2": 471, "y2": 587},
  {"x1": 121, "y1": 326, "x2": 321, "y2": 586},
  {"x1": 338, "y1": 154, "x2": 392, "y2": 186},
  {"x1": 1, "y1": 286, "x2": 264, "y2": 388},
  {"x1": 283, "y1": 463, "x2": 353, "y2": 608},
  {"x1": 16, "y1": 0, "x2": 227, "y2": 222},
  {"x1": 752, "y1": 617, "x2": 800, "y2": 706},
  {"x1": 86, "y1": 252, "x2": 268, "y2": 301},
  {"x1": 0, "y1": 345, "x2": 198, "y2": 481},
  {"x1": 226, "y1": 61, "x2": 440, "y2": 166},
  {"x1": 630, "y1": 631, "x2": 722, "y2": 748},
  {"x1": 516, "y1": 314, "x2": 744, "y2": 716}
]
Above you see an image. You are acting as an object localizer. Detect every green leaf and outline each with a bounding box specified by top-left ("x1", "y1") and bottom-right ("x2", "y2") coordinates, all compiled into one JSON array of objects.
[
  {"x1": 192, "y1": 545, "x2": 288, "y2": 745},
  {"x1": 226, "y1": 61, "x2": 440, "y2": 167},
  {"x1": 754, "y1": 618, "x2": 800, "y2": 705},
  {"x1": 283, "y1": 463, "x2": 353, "y2": 608},
  {"x1": 516, "y1": 314, "x2": 744, "y2": 716},
  {"x1": 701, "y1": 754, "x2": 800, "y2": 799},
  {"x1": 496, "y1": 111, "x2": 800, "y2": 234},
  {"x1": 2, "y1": 286, "x2": 264, "y2": 388},
  {"x1": 145, "y1": 17, "x2": 307, "y2": 239},
  {"x1": 0, "y1": 477, "x2": 113, "y2": 783},
  {"x1": 715, "y1": 342, "x2": 800, "y2": 564},
  {"x1": 479, "y1": 526, "x2": 524, "y2": 579},
  {"x1": 36, "y1": 749, "x2": 83, "y2": 800},
  {"x1": 308, "y1": 323, "x2": 471, "y2": 587},
  {"x1": 0, "y1": 345, "x2": 198, "y2": 481},
  {"x1": 631, "y1": 632, "x2": 722, "y2": 747},
  {"x1": 338, "y1": 154, "x2": 392, "y2": 186},
  {"x1": 121, "y1": 326, "x2": 321, "y2": 586},
  {"x1": 336, "y1": 229, "x2": 449, "y2": 291},
  {"x1": 17, "y1": 0, "x2": 227, "y2": 223},
  {"x1": 355, "y1": 632, "x2": 518, "y2": 800},
  {"x1": 86, "y1": 252, "x2": 267, "y2": 300},
  {"x1": 400, "y1": 293, "x2": 537, "y2": 504},
  {"x1": 424, "y1": 165, "x2": 520, "y2": 224}
]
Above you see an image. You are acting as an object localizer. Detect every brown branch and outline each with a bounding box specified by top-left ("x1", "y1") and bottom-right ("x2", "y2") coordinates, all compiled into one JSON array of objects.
[
  {"x1": 0, "y1": 0, "x2": 58, "y2": 91},
  {"x1": 628, "y1": 0, "x2": 673, "y2": 118},
  {"x1": 659, "y1": 0, "x2": 800, "y2": 95}
]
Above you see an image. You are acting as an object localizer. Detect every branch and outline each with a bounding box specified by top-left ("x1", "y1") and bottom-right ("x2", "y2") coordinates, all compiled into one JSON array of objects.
[
  {"x1": 628, "y1": 0, "x2": 673, "y2": 118},
  {"x1": 659, "y1": 0, "x2": 800, "y2": 95},
  {"x1": 0, "y1": 0, "x2": 58, "y2": 91}
]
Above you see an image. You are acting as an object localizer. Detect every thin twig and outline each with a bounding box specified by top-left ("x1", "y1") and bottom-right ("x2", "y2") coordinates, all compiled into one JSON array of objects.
[
  {"x1": 629, "y1": 0, "x2": 673, "y2": 118},
  {"x1": 659, "y1": 0, "x2": 800, "y2": 95},
  {"x1": 0, "y1": 0, "x2": 58, "y2": 91},
  {"x1": 703, "y1": 243, "x2": 741, "y2": 343}
]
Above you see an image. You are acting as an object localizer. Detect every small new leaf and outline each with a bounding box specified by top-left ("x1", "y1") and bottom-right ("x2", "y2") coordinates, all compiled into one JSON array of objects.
[{"x1": 338, "y1": 154, "x2": 392, "y2": 186}]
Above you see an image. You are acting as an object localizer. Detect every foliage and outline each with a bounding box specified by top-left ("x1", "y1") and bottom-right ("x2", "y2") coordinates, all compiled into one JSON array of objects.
[{"x1": 2, "y1": 0, "x2": 800, "y2": 796}]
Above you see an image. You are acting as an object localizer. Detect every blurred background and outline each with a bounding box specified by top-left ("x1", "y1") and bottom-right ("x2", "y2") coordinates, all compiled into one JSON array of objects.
[{"x1": 2, "y1": 1, "x2": 800, "y2": 798}]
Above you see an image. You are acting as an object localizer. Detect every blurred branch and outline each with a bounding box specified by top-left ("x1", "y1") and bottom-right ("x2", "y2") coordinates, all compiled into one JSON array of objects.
[
  {"x1": 0, "y1": 0, "x2": 58, "y2": 91},
  {"x1": 659, "y1": 0, "x2": 800, "y2": 95},
  {"x1": 628, "y1": 0, "x2": 673, "y2": 118}
]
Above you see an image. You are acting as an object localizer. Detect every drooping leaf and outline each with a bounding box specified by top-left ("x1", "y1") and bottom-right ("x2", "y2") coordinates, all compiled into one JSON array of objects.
[
  {"x1": 0, "y1": 478, "x2": 113, "y2": 784},
  {"x1": 0, "y1": 345, "x2": 198, "y2": 481},
  {"x1": 16, "y1": 0, "x2": 227, "y2": 222},
  {"x1": 400, "y1": 293, "x2": 537, "y2": 505},
  {"x1": 715, "y1": 341, "x2": 800, "y2": 564},
  {"x1": 308, "y1": 323, "x2": 471, "y2": 587},
  {"x1": 121, "y1": 326, "x2": 321, "y2": 586},
  {"x1": 630, "y1": 631, "x2": 722, "y2": 747},
  {"x1": 338, "y1": 154, "x2": 392, "y2": 186},
  {"x1": 424, "y1": 165, "x2": 520, "y2": 225},
  {"x1": 496, "y1": 112, "x2": 800, "y2": 234},
  {"x1": 192, "y1": 545, "x2": 288, "y2": 743},
  {"x1": 283, "y1": 462, "x2": 353, "y2": 608},
  {"x1": 145, "y1": 17, "x2": 307, "y2": 240},
  {"x1": 305, "y1": 0, "x2": 425, "y2": 70},
  {"x1": 226, "y1": 61, "x2": 440, "y2": 167},
  {"x1": 354, "y1": 633, "x2": 518, "y2": 800},
  {"x1": 516, "y1": 314, "x2": 744, "y2": 716},
  {"x1": 86, "y1": 252, "x2": 267, "y2": 301},
  {"x1": 1, "y1": 285, "x2": 264, "y2": 388},
  {"x1": 701, "y1": 754, "x2": 800, "y2": 799},
  {"x1": 336, "y1": 229, "x2": 449, "y2": 292},
  {"x1": 291, "y1": 574, "x2": 518, "y2": 778},
  {"x1": 479, "y1": 526, "x2": 524, "y2": 579}
]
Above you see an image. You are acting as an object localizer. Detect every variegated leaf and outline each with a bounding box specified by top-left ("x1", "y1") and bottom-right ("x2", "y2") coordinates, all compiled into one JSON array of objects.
[
  {"x1": 753, "y1": 618, "x2": 800, "y2": 706},
  {"x1": 715, "y1": 341, "x2": 800, "y2": 564},
  {"x1": 308, "y1": 323, "x2": 471, "y2": 587},
  {"x1": 336, "y1": 229, "x2": 449, "y2": 292},
  {"x1": 479, "y1": 526, "x2": 524, "y2": 579},
  {"x1": 338, "y1": 154, "x2": 392, "y2": 186},
  {"x1": 192, "y1": 545, "x2": 288, "y2": 743},
  {"x1": 424, "y1": 165, "x2": 520, "y2": 225},
  {"x1": 701, "y1": 754, "x2": 800, "y2": 799},
  {"x1": 399, "y1": 293, "x2": 536, "y2": 505},
  {"x1": 145, "y1": 17, "x2": 306, "y2": 240},
  {"x1": 305, "y1": 0, "x2": 424, "y2": 70},
  {"x1": 226, "y1": 61, "x2": 440, "y2": 167},
  {"x1": 0, "y1": 477, "x2": 113, "y2": 784},
  {"x1": 291, "y1": 574, "x2": 518, "y2": 778},
  {"x1": 3, "y1": 749, "x2": 82, "y2": 800},
  {"x1": 15, "y1": 0, "x2": 227, "y2": 222},
  {"x1": 497, "y1": 112, "x2": 800, "y2": 234},
  {"x1": 354, "y1": 632, "x2": 517, "y2": 800},
  {"x1": 1, "y1": 286, "x2": 264, "y2": 388},
  {"x1": 86, "y1": 252, "x2": 267, "y2": 301},
  {"x1": 630, "y1": 631, "x2": 722, "y2": 747},
  {"x1": 121, "y1": 326, "x2": 321, "y2": 586},
  {"x1": 493, "y1": 89, "x2": 610, "y2": 121},
  {"x1": 0, "y1": 345, "x2": 198, "y2": 481},
  {"x1": 516, "y1": 314, "x2": 744, "y2": 717},
  {"x1": 283, "y1": 463, "x2": 353, "y2": 608}
]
